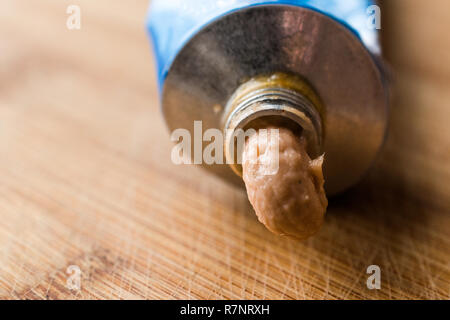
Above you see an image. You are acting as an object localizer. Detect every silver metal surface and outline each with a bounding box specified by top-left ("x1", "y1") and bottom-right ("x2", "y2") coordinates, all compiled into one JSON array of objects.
[{"x1": 162, "y1": 5, "x2": 389, "y2": 195}]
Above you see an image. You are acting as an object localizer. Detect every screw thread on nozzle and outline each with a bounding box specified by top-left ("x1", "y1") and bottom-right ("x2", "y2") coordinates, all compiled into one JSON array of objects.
[{"x1": 223, "y1": 73, "x2": 324, "y2": 177}]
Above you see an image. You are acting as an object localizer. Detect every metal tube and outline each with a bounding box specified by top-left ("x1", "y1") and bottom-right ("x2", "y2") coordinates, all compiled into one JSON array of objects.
[{"x1": 147, "y1": 1, "x2": 389, "y2": 195}]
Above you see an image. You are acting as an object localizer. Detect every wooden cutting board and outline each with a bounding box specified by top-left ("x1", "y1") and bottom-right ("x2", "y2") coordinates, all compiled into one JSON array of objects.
[{"x1": 0, "y1": 0, "x2": 448, "y2": 299}]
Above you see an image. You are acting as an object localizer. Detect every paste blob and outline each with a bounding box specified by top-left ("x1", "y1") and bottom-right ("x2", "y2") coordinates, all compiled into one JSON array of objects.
[{"x1": 242, "y1": 127, "x2": 328, "y2": 239}]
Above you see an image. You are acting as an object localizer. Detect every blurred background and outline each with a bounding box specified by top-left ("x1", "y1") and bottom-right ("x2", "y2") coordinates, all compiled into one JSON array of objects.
[{"x1": 0, "y1": 0, "x2": 448, "y2": 299}]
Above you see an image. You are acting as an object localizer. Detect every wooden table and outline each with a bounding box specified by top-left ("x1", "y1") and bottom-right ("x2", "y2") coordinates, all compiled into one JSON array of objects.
[{"x1": 0, "y1": 0, "x2": 448, "y2": 299}]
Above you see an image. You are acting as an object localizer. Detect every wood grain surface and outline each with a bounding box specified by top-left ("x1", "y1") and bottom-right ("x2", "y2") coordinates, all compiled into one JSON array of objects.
[{"x1": 0, "y1": 0, "x2": 449, "y2": 300}]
